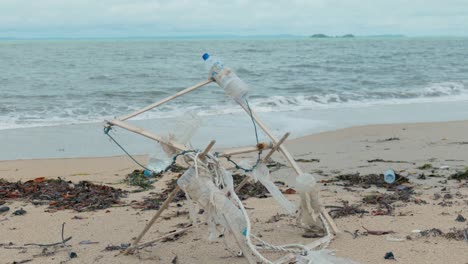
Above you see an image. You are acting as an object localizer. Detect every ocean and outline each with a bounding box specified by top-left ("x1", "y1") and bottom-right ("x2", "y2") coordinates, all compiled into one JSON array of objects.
[{"x1": 1, "y1": 37, "x2": 468, "y2": 160}]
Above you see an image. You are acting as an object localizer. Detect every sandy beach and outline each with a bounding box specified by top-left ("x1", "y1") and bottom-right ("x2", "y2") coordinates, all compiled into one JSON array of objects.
[{"x1": 1, "y1": 120, "x2": 467, "y2": 264}]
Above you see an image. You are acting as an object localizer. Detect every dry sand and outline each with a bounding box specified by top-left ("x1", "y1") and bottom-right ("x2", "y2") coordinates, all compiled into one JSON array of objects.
[{"x1": 1, "y1": 120, "x2": 467, "y2": 264}]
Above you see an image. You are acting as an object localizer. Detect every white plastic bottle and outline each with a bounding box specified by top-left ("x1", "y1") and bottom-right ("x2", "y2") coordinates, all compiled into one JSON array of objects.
[{"x1": 202, "y1": 53, "x2": 248, "y2": 103}]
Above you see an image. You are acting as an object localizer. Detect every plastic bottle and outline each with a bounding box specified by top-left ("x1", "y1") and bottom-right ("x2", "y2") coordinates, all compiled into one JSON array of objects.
[
  {"x1": 145, "y1": 157, "x2": 172, "y2": 175},
  {"x1": 202, "y1": 53, "x2": 248, "y2": 103},
  {"x1": 384, "y1": 169, "x2": 396, "y2": 184}
]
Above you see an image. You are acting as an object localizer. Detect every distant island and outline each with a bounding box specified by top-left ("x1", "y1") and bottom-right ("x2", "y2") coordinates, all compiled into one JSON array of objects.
[
  {"x1": 310, "y1": 34, "x2": 355, "y2": 38},
  {"x1": 310, "y1": 34, "x2": 406, "y2": 38}
]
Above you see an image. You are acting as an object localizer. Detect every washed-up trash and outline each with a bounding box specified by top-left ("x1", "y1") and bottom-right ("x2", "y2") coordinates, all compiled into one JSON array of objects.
[
  {"x1": 384, "y1": 169, "x2": 396, "y2": 184},
  {"x1": 79, "y1": 240, "x2": 99, "y2": 245},
  {"x1": 105, "y1": 243, "x2": 130, "y2": 251},
  {"x1": 12, "y1": 208, "x2": 26, "y2": 216},
  {"x1": 69, "y1": 252, "x2": 78, "y2": 258},
  {"x1": 0, "y1": 206, "x2": 9, "y2": 213},
  {"x1": 455, "y1": 214, "x2": 466, "y2": 222},
  {"x1": 384, "y1": 252, "x2": 395, "y2": 260},
  {"x1": 0, "y1": 178, "x2": 126, "y2": 212},
  {"x1": 386, "y1": 236, "x2": 406, "y2": 242}
]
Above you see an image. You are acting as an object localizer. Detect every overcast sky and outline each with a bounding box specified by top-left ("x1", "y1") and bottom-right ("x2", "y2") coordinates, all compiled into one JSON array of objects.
[{"x1": 1, "y1": 0, "x2": 467, "y2": 38}]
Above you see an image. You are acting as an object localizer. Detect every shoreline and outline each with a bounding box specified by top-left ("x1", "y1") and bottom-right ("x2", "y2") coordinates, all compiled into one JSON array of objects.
[{"x1": 1, "y1": 97, "x2": 468, "y2": 161}]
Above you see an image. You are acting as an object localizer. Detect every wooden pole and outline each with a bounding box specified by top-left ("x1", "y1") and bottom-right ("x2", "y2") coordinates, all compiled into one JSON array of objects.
[
  {"x1": 125, "y1": 140, "x2": 216, "y2": 254},
  {"x1": 118, "y1": 79, "x2": 213, "y2": 121}
]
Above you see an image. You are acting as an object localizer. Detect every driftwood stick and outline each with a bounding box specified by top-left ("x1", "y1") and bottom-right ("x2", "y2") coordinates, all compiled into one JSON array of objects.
[
  {"x1": 125, "y1": 140, "x2": 216, "y2": 254},
  {"x1": 118, "y1": 79, "x2": 213, "y2": 121},
  {"x1": 136, "y1": 224, "x2": 196, "y2": 249},
  {"x1": 24, "y1": 237, "x2": 72, "y2": 247}
]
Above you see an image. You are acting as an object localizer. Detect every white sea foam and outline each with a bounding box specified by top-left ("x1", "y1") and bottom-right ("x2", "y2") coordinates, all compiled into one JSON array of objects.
[{"x1": 1, "y1": 81, "x2": 468, "y2": 131}]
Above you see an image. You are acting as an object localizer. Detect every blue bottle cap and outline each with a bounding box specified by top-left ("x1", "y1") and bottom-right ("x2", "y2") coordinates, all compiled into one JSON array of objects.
[{"x1": 202, "y1": 53, "x2": 210, "y2": 61}]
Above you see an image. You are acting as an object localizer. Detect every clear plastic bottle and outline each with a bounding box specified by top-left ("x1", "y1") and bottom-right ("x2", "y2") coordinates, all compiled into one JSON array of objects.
[
  {"x1": 202, "y1": 53, "x2": 248, "y2": 103},
  {"x1": 384, "y1": 169, "x2": 396, "y2": 184}
]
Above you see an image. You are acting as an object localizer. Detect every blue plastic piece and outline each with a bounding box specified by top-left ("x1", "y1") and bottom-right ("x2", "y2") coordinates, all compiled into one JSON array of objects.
[
  {"x1": 202, "y1": 53, "x2": 210, "y2": 61},
  {"x1": 242, "y1": 228, "x2": 247, "y2": 237},
  {"x1": 144, "y1": 169, "x2": 153, "y2": 177}
]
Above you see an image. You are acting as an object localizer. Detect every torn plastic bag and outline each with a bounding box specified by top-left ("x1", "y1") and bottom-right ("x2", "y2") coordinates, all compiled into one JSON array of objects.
[{"x1": 295, "y1": 173, "x2": 325, "y2": 233}]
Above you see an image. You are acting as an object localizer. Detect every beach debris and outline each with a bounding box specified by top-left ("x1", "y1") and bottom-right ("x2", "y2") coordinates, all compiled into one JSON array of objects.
[
  {"x1": 336, "y1": 172, "x2": 409, "y2": 188},
  {"x1": 0, "y1": 206, "x2": 10, "y2": 213},
  {"x1": 418, "y1": 227, "x2": 468, "y2": 241},
  {"x1": 327, "y1": 201, "x2": 368, "y2": 219},
  {"x1": 384, "y1": 252, "x2": 395, "y2": 260},
  {"x1": 417, "y1": 163, "x2": 433, "y2": 170},
  {"x1": 104, "y1": 243, "x2": 130, "y2": 251},
  {"x1": 69, "y1": 252, "x2": 78, "y2": 258},
  {"x1": 367, "y1": 159, "x2": 411, "y2": 164},
  {"x1": 171, "y1": 255, "x2": 178, "y2": 264},
  {"x1": 384, "y1": 169, "x2": 396, "y2": 184},
  {"x1": 449, "y1": 169, "x2": 468, "y2": 181},
  {"x1": 420, "y1": 228, "x2": 444, "y2": 237},
  {"x1": 25, "y1": 223, "x2": 72, "y2": 247},
  {"x1": 71, "y1": 215, "x2": 87, "y2": 220},
  {"x1": 385, "y1": 236, "x2": 406, "y2": 242},
  {"x1": 362, "y1": 226, "x2": 395, "y2": 236},
  {"x1": 294, "y1": 158, "x2": 320, "y2": 163},
  {"x1": 124, "y1": 170, "x2": 160, "y2": 191},
  {"x1": 79, "y1": 240, "x2": 99, "y2": 245},
  {"x1": 266, "y1": 213, "x2": 288, "y2": 223},
  {"x1": 344, "y1": 229, "x2": 364, "y2": 239},
  {"x1": 12, "y1": 259, "x2": 32, "y2": 264},
  {"x1": 0, "y1": 178, "x2": 126, "y2": 212},
  {"x1": 378, "y1": 137, "x2": 400, "y2": 142},
  {"x1": 12, "y1": 208, "x2": 26, "y2": 216},
  {"x1": 282, "y1": 188, "x2": 296, "y2": 194},
  {"x1": 232, "y1": 174, "x2": 269, "y2": 200},
  {"x1": 455, "y1": 214, "x2": 466, "y2": 222}
]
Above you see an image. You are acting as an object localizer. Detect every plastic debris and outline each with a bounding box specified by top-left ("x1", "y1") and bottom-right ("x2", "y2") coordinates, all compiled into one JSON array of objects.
[
  {"x1": 12, "y1": 208, "x2": 27, "y2": 216},
  {"x1": 296, "y1": 173, "x2": 325, "y2": 233},
  {"x1": 384, "y1": 252, "x2": 395, "y2": 260},
  {"x1": 251, "y1": 163, "x2": 296, "y2": 214},
  {"x1": 0, "y1": 206, "x2": 9, "y2": 213},
  {"x1": 384, "y1": 169, "x2": 396, "y2": 184}
]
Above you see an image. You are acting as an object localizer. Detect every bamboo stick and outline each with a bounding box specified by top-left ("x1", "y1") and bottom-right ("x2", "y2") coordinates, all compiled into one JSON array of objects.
[
  {"x1": 125, "y1": 140, "x2": 216, "y2": 254},
  {"x1": 118, "y1": 79, "x2": 213, "y2": 121},
  {"x1": 217, "y1": 143, "x2": 272, "y2": 157},
  {"x1": 106, "y1": 119, "x2": 188, "y2": 151},
  {"x1": 262, "y1": 132, "x2": 290, "y2": 162},
  {"x1": 236, "y1": 102, "x2": 339, "y2": 234}
]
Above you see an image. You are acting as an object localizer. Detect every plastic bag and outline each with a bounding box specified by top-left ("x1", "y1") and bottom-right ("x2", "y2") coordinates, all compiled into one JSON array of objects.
[{"x1": 295, "y1": 173, "x2": 324, "y2": 233}]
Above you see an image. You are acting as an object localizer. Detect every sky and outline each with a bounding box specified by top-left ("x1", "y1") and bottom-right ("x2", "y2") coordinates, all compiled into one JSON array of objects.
[{"x1": 0, "y1": 0, "x2": 467, "y2": 38}]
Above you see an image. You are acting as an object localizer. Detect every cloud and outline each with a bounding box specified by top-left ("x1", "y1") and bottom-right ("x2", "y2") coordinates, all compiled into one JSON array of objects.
[{"x1": 0, "y1": 0, "x2": 467, "y2": 37}]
